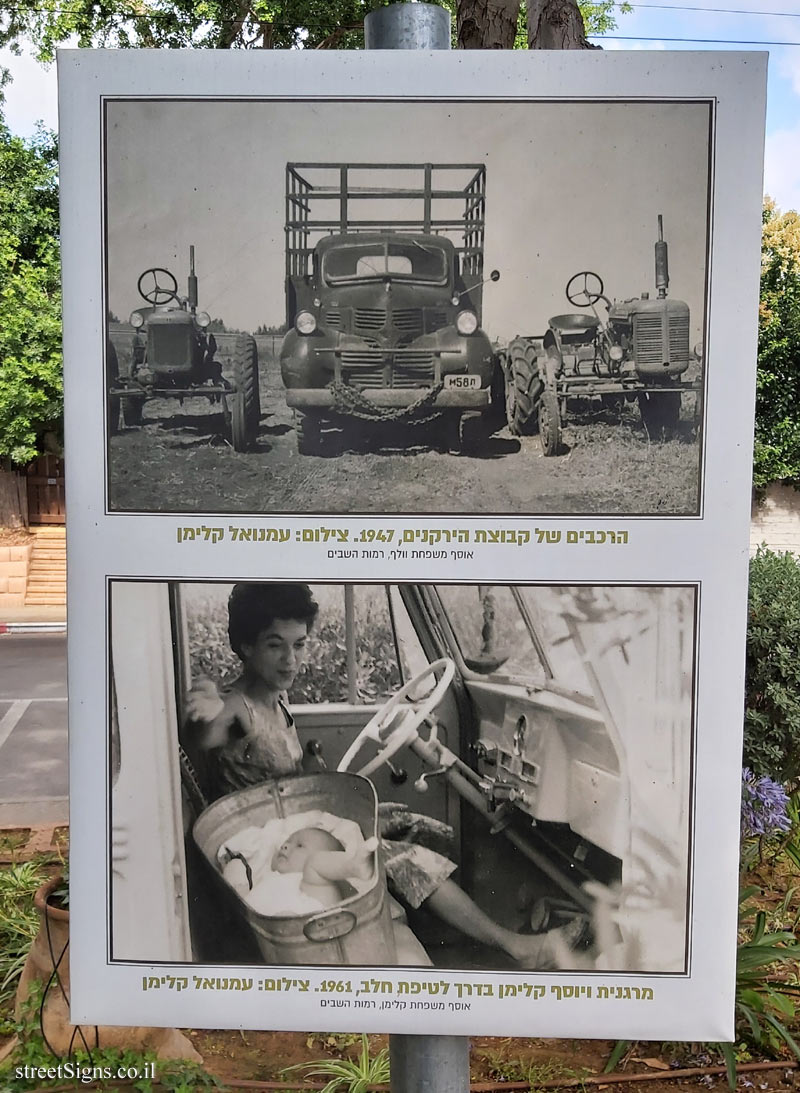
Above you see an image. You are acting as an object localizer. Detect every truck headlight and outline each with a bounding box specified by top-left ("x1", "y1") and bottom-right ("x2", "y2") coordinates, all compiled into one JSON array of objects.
[
  {"x1": 296, "y1": 311, "x2": 317, "y2": 335},
  {"x1": 456, "y1": 310, "x2": 478, "y2": 336},
  {"x1": 609, "y1": 345, "x2": 624, "y2": 362},
  {"x1": 129, "y1": 311, "x2": 144, "y2": 329},
  {"x1": 196, "y1": 311, "x2": 211, "y2": 328},
  {"x1": 693, "y1": 342, "x2": 703, "y2": 361}
]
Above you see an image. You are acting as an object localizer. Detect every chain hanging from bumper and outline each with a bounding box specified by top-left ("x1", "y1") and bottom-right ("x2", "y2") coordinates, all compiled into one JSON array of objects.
[{"x1": 327, "y1": 379, "x2": 445, "y2": 425}]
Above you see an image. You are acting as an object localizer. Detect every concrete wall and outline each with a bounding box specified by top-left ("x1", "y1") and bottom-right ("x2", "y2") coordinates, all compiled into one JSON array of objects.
[
  {"x1": 0, "y1": 545, "x2": 32, "y2": 607},
  {"x1": 751, "y1": 484, "x2": 800, "y2": 556}
]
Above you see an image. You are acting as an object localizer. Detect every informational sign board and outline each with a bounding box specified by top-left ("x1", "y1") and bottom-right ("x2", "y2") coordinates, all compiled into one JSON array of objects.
[{"x1": 59, "y1": 48, "x2": 766, "y2": 1039}]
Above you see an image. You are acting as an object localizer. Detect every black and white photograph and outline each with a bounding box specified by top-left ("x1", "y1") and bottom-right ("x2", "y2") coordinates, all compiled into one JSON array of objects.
[
  {"x1": 110, "y1": 580, "x2": 696, "y2": 974},
  {"x1": 104, "y1": 99, "x2": 710, "y2": 516}
]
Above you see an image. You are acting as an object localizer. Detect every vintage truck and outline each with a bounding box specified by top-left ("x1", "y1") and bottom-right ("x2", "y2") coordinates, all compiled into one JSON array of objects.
[
  {"x1": 279, "y1": 163, "x2": 502, "y2": 454},
  {"x1": 110, "y1": 580, "x2": 693, "y2": 973}
]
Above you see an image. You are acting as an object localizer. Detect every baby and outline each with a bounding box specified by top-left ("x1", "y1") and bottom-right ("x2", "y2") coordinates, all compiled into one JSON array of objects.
[{"x1": 271, "y1": 827, "x2": 377, "y2": 908}]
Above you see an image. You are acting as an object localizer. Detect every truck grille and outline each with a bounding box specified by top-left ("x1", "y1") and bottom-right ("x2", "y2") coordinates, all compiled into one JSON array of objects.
[
  {"x1": 346, "y1": 308, "x2": 448, "y2": 337},
  {"x1": 634, "y1": 313, "x2": 690, "y2": 368},
  {"x1": 148, "y1": 325, "x2": 193, "y2": 369},
  {"x1": 393, "y1": 309, "x2": 423, "y2": 333},
  {"x1": 325, "y1": 308, "x2": 341, "y2": 328},
  {"x1": 341, "y1": 348, "x2": 435, "y2": 390},
  {"x1": 354, "y1": 309, "x2": 385, "y2": 332}
]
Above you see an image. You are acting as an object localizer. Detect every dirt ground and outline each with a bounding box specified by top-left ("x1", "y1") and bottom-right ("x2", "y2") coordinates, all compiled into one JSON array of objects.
[
  {"x1": 189, "y1": 1029, "x2": 799, "y2": 1091},
  {"x1": 107, "y1": 353, "x2": 702, "y2": 517}
]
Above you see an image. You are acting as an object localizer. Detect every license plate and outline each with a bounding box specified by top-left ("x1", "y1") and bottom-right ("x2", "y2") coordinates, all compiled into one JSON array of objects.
[{"x1": 444, "y1": 374, "x2": 480, "y2": 390}]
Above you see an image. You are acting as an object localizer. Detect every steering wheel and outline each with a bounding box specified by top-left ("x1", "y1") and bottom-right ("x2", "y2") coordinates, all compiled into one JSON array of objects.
[
  {"x1": 566, "y1": 271, "x2": 605, "y2": 308},
  {"x1": 138, "y1": 268, "x2": 179, "y2": 305},
  {"x1": 337, "y1": 658, "x2": 455, "y2": 778}
]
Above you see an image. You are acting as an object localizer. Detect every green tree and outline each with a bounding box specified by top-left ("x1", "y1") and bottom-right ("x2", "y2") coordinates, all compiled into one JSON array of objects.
[
  {"x1": 1, "y1": 0, "x2": 624, "y2": 57},
  {"x1": 0, "y1": 117, "x2": 62, "y2": 466},
  {"x1": 754, "y1": 198, "x2": 800, "y2": 489}
]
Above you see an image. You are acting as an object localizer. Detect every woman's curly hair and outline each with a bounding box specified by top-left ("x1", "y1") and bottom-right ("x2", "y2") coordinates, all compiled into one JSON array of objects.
[{"x1": 227, "y1": 583, "x2": 319, "y2": 659}]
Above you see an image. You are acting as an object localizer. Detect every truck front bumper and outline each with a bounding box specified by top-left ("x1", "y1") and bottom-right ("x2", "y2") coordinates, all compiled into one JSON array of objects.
[{"x1": 285, "y1": 388, "x2": 491, "y2": 410}]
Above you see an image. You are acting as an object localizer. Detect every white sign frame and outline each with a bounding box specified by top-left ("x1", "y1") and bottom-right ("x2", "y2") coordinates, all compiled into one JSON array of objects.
[{"x1": 59, "y1": 48, "x2": 767, "y2": 1040}]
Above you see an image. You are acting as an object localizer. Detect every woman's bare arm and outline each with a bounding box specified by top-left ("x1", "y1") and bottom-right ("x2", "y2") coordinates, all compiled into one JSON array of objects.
[{"x1": 184, "y1": 677, "x2": 244, "y2": 749}]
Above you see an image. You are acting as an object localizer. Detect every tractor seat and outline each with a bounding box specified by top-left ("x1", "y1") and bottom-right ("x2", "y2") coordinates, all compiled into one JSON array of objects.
[{"x1": 549, "y1": 314, "x2": 599, "y2": 342}]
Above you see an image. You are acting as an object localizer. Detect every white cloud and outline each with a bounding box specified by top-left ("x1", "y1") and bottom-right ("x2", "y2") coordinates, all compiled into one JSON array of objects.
[
  {"x1": 764, "y1": 121, "x2": 800, "y2": 213},
  {"x1": 0, "y1": 49, "x2": 58, "y2": 136}
]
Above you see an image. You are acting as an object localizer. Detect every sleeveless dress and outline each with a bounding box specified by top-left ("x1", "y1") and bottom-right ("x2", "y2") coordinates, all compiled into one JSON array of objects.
[{"x1": 206, "y1": 689, "x2": 456, "y2": 909}]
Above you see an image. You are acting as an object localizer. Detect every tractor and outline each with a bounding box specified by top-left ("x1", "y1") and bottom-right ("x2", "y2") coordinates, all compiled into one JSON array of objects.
[
  {"x1": 500, "y1": 217, "x2": 702, "y2": 455},
  {"x1": 109, "y1": 247, "x2": 260, "y2": 452}
]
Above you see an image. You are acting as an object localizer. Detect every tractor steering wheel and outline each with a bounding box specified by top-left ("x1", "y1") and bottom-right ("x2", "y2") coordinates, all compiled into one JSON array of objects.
[
  {"x1": 337, "y1": 658, "x2": 455, "y2": 778},
  {"x1": 137, "y1": 268, "x2": 179, "y2": 305},
  {"x1": 566, "y1": 271, "x2": 605, "y2": 309}
]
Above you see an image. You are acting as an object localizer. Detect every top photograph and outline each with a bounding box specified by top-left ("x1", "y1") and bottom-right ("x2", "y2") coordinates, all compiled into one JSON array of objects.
[{"x1": 104, "y1": 97, "x2": 711, "y2": 516}]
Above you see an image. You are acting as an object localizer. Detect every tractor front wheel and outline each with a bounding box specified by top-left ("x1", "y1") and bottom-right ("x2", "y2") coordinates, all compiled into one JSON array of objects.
[
  {"x1": 457, "y1": 411, "x2": 484, "y2": 454},
  {"x1": 538, "y1": 388, "x2": 563, "y2": 457},
  {"x1": 230, "y1": 334, "x2": 260, "y2": 451},
  {"x1": 638, "y1": 390, "x2": 681, "y2": 436},
  {"x1": 121, "y1": 395, "x2": 145, "y2": 427},
  {"x1": 108, "y1": 341, "x2": 120, "y2": 436}
]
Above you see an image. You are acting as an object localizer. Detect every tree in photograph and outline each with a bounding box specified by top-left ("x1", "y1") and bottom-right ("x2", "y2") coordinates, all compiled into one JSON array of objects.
[
  {"x1": 0, "y1": 117, "x2": 62, "y2": 468},
  {"x1": 754, "y1": 198, "x2": 800, "y2": 489}
]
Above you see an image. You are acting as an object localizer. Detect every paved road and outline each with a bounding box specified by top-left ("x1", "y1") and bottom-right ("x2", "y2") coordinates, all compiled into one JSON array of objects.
[{"x1": 0, "y1": 632, "x2": 67, "y2": 826}]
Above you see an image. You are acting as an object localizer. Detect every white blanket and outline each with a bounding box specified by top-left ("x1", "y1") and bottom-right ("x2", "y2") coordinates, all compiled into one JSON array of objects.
[{"x1": 218, "y1": 808, "x2": 375, "y2": 918}]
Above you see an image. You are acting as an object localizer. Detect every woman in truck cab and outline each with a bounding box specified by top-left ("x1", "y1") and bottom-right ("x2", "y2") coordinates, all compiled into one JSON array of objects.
[{"x1": 184, "y1": 581, "x2": 585, "y2": 967}]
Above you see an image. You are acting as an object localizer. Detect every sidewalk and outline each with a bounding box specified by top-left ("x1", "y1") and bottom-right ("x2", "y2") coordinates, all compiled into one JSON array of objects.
[{"x1": 0, "y1": 605, "x2": 66, "y2": 633}]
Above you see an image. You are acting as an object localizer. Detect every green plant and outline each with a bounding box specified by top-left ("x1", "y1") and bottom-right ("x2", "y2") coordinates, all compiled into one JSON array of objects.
[
  {"x1": 0, "y1": 118, "x2": 63, "y2": 467},
  {"x1": 0, "y1": 860, "x2": 47, "y2": 1024},
  {"x1": 745, "y1": 548, "x2": 800, "y2": 782},
  {"x1": 281, "y1": 1033, "x2": 390, "y2": 1093},
  {"x1": 481, "y1": 1049, "x2": 589, "y2": 1087},
  {"x1": 605, "y1": 888, "x2": 800, "y2": 1091},
  {"x1": 1, "y1": 997, "x2": 226, "y2": 1093},
  {"x1": 754, "y1": 200, "x2": 800, "y2": 489}
]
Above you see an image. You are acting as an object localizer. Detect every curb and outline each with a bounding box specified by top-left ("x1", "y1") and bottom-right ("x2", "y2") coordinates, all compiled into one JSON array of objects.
[
  {"x1": 0, "y1": 822, "x2": 69, "y2": 863},
  {"x1": 0, "y1": 621, "x2": 67, "y2": 634}
]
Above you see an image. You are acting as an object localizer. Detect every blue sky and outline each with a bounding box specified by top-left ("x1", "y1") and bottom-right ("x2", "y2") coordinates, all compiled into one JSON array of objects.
[{"x1": 1, "y1": 3, "x2": 798, "y2": 209}]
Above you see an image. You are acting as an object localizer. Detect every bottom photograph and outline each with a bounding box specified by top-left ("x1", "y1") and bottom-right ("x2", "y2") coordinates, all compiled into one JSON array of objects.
[{"x1": 109, "y1": 580, "x2": 696, "y2": 975}]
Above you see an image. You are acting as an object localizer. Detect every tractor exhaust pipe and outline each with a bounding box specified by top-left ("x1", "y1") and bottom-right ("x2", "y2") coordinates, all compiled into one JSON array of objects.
[
  {"x1": 655, "y1": 214, "x2": 669, "y2": 300},
  {"x1": 188, "y1": 245, "x2": 198, "y2": 311}
]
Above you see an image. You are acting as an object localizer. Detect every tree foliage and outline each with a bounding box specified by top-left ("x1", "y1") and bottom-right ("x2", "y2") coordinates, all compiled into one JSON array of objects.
[
  {"x1": 1, "y1": 0, "x2": 623, "y2": 57},
  {"x1": 754, "y1": 198, "x2": 800, "y2": 489},
  {"x1": 0, "y1": 118, "x2": 62, "y2": 466},
  {"x1": 744, "y1": 547, "x2": 800, "y2": 783}
]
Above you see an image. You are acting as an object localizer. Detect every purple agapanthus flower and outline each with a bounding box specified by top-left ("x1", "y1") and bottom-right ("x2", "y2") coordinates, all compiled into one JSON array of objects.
[{"x1": 741, "y1": 768, "x2": 792, "y2": 839}]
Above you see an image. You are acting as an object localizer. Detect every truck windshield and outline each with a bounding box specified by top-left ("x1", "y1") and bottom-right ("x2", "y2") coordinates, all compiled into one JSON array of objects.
[{"x1": 323, "y1": 241, "x2": 449, "y2": 285}]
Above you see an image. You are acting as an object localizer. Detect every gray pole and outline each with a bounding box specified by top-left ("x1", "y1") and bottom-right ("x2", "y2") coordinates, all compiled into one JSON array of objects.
[
  {"x1": 363, "y1": 12, "x2": 468, "y2": 1087},
  {"x1": 364, "y1": 2, "x2": 451, "y2": 50},
  {"x1": 390, "y1": 1034, "x2": 471, "y2": 1092}
]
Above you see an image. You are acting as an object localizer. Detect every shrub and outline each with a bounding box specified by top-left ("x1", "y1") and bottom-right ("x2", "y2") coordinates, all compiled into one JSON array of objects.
[{"x1": 745, "y1": 548, "x2": 800, "y2": 782}]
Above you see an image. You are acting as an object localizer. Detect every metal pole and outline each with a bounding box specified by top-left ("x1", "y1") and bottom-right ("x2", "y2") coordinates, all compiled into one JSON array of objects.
[
  {"x1": 362, "y1": 13, "x2": 468, "y2": 1092},
  {"x1": 364, "y1": 2, "x2": 451, "y2": 50},
  {"x1": 390, "y1": 1035, "x2": 471, "y2": 1092}
]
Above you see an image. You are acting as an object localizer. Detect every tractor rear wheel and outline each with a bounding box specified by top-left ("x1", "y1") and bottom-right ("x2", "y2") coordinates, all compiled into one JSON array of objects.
[
  {"x1": 638, "y1": 390, "x2": 681, "y2": 436},
  {"x1": 231, "y1": 334, "x2": 260, "y2": 451},
  {"x1": 538, "y1": 388, "x2": 563, "y2": 457},
  {"x1": 505, "y1": 337, "x2": 542, "y2": 435},
  {"x1": 108, "y1": 341, "x2": 120, "y2": 436},
  {"x1": 296, "y1": 412, "x2": 325, "y2": 455}
]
